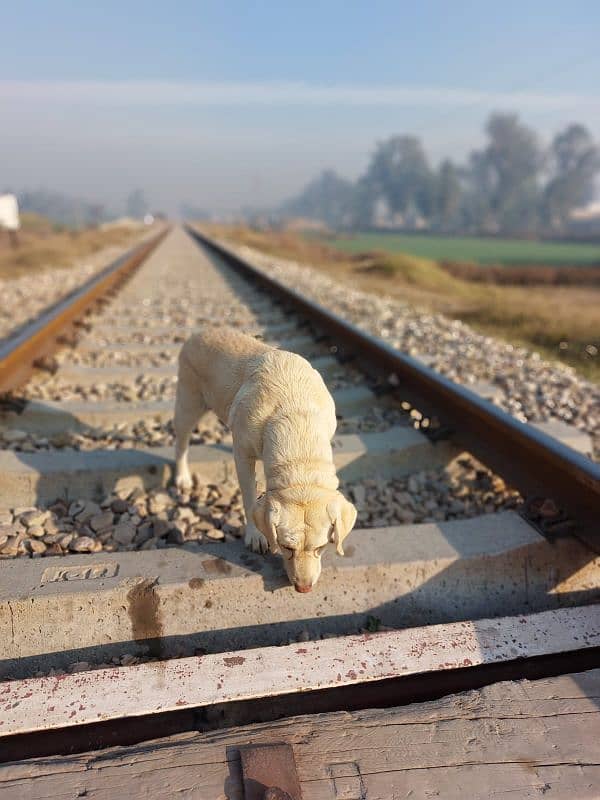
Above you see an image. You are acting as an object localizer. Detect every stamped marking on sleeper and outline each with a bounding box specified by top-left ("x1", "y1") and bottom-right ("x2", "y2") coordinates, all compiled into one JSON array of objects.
[{"x1": 40, "y1": 562, "x2": 119, "y2": 585}]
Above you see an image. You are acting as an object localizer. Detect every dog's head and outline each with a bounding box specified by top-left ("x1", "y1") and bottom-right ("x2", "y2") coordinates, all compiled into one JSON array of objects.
[{"x1": 252, "y1": 487, "x2": 357, "y2": 593}]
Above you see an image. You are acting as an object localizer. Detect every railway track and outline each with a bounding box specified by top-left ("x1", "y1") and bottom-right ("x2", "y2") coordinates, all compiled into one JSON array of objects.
[{"x1": 0, "y1": 225, "x2": 599, "y2": 797}]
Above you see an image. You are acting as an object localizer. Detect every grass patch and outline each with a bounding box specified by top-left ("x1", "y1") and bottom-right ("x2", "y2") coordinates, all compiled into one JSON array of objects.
[
  {"x1": 353, "y1": 250, "x2": 464, "y2": 294},
  {"x1": 0, "y1": 214, "x2": 143, "y2": 280},
  {"x1": 327, "y1": 231, "x2": 600, "y2": 267},
  {"x1": 207, "y1": 224, "x2": 600, "y2": 383}
]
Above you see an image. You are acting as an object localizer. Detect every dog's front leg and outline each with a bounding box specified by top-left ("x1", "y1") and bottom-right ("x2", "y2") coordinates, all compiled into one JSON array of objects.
[{"x1": 234, "y1": 447, "x2": 269, "y2": 554}]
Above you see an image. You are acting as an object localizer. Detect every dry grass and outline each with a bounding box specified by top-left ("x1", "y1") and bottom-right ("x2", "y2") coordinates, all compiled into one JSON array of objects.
[
  {"x1": 440, "y1": 259, "x2": 600, "y2": 286},
  {"x1": 207, "y1": 224, "x2": 600, "y2": 383},
  {"x1": 0, "y1": 214, "x2": 143, "y2": 280}
]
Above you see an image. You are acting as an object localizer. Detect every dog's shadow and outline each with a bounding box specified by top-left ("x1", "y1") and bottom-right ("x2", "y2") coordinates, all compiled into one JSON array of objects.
[{"x1": 191, "y1": 539, "x2": 292, "y2": 593}]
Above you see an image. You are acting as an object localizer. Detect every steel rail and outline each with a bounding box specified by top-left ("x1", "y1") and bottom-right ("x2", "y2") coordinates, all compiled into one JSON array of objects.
[
  {"x1": 187, "y1": 225, "x2": 600, "y2": 548},
  {"x1": 0, "y1": 227, "x2": 170, "y2": 395}
]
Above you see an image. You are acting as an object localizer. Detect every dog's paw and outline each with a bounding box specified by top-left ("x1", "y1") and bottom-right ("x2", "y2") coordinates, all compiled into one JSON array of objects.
[
  {"x1": 244, "y1": 524, "x2": 269, "y2": 554},
  {"x1": 174, "y1": 470, "x2": 193, "y2": 493}
]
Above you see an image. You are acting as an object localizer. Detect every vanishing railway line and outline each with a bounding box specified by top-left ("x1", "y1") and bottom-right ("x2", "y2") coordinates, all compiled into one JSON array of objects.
[{"x1": 0, "y1": 225, "x2": 599, "y2": 797}]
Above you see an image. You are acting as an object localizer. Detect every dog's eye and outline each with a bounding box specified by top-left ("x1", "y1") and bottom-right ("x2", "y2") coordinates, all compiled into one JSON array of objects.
[
  {"x1": 281, "y1": 546, "x2": 295, "y2": 560},
  {"x1": 315, "y1": 545, "x2": 328, "y2": 557}
]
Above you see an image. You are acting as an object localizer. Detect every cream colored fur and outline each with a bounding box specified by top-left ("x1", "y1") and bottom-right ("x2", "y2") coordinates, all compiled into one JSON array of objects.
[{"x1": 174, "y1": 325, "x2": 357, "y2": 591}]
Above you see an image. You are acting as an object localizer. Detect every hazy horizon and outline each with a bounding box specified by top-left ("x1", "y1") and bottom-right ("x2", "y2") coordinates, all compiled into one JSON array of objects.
[{"x1": 2, "y1": 1, "x2": 600, "y2": 215}]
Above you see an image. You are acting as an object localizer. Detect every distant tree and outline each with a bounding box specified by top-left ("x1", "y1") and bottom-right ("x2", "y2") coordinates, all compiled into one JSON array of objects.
[
  {"x1": 460, "y1": 151, "x2": 496, "y2": 233},
  {"x1": 87, "y1": 204, "x2": 105, "y2": 227},
  {"x1": 126, "y1": 189, "x2": 148, "y2": 220},
  {"x1": 180, "y1": 202, "x2": 210, "y2": 221},
  {"x1": 364, "y1": 135, "x2": 434, "y2": 219},
  {"x1": 434, "y1": 159, "x2": 463, "y2": 231},
  {"x1": 280, "y1": 113, "x2": 598, "y2": 236},
  {"x1": 283, "y1": 170, "x2": 355, "y2": 228},
  {"x1": 18, "y1": 189, "x2": 112, "y2": 228},
  {"x1": 348, "y1": 175, "x2": 378, "y2": 228},
  {"x1": 481, "y1": 113, "x2": 543, "y2": 233},
  {"x1": 542, "y1": 124, "x2": 600, "y2": 232}
]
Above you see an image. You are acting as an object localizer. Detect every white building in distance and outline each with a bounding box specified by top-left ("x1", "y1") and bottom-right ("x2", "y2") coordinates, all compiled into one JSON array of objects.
[{"x1": 0, "y1": 194, "x2": 20, "y2": 231}]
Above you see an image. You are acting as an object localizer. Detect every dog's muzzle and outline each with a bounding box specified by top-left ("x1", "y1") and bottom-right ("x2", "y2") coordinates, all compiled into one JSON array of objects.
[{"x1": 294, "y1": 583, "x2": 313, "y2": 593}]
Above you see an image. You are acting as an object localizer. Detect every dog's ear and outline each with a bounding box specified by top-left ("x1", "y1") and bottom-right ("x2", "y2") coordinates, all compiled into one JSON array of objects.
[
  {"x1": 252, "y1": 494, "x2": 281, "y2": 554},
  {"x1": 327, "y1": 493, "x2": 357, "y2": 556}
]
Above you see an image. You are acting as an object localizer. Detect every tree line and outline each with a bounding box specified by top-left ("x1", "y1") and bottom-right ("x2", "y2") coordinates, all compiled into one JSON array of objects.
[
  {"x1": 10, "y1": 188, "x2": 154, "y2": 228},
  {"x1": 283, "y1": 113, "x2": 600, "y2": 236}
]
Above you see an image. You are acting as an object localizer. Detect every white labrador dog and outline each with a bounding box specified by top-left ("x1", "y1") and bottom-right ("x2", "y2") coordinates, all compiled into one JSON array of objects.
[{"x1": 174, "y1": 326, "x2": 357, "y2": 592}]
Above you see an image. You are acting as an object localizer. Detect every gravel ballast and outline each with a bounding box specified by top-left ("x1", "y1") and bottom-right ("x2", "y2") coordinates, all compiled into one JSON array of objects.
[
  {"x1": 0, "y1": 455, "x2": 520, "y2": 560},
  {"x1": 0, "y1": 415, "x2": 229, "y2": 452}
]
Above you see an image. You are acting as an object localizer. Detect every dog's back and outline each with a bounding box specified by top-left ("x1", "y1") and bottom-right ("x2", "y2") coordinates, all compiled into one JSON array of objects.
[
  {"x1": 178, "y1": 323, "x2": 336, "y2": 442},
  {"x1": 178, "y1": 326, "x2": 272, "y2": 423}
]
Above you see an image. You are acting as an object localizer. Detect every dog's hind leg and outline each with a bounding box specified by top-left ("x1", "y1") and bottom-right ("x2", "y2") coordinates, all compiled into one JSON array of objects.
[{"x1": 174, "y1": 365, "x2": 207, "y2": 492}]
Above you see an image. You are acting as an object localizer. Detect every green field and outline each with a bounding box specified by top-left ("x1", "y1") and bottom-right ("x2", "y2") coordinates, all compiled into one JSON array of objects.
[{"x1": 327, "y1": 232, "x2": 600, "y2": 266}]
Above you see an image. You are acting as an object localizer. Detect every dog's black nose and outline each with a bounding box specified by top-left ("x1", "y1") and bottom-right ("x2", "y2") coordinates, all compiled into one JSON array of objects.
[{"x1": 294, "y1": 583, "x2": 312, "y2": 593}]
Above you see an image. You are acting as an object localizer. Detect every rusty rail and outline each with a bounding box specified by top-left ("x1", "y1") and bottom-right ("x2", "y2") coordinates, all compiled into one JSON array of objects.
[
  {"x1": 0, "y1": 227, "x2": 169, "y2": 395},
  {"x1": 186, "y1": 225, "x2": 600, "y2": 550}
]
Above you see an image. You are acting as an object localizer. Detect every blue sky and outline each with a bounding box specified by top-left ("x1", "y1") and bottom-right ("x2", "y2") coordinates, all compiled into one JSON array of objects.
[{"x1": 1, "y1": 1, "x2": 599, "y2": 213}]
